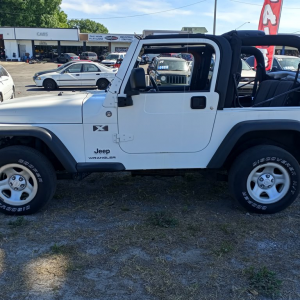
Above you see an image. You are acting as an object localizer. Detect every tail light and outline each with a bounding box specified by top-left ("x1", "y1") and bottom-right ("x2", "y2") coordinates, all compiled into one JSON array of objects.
[{"x1": 70, "y1": 57, "x2": 74, "y2": 59}]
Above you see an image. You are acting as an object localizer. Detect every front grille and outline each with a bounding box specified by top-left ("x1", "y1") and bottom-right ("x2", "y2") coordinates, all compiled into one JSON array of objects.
[{"x1": 165, "y1": 75, "x2": 187, "y2": 84}]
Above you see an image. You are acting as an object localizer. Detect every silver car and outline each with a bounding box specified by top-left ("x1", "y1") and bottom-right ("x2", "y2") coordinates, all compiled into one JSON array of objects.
[{"x1": 57, "y1": 53, "x2": 80, "y2": 63}]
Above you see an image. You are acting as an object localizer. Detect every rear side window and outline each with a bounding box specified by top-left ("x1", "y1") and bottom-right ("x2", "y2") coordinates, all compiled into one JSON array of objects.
[{"x1": 0, "y1": 67, "x2": 4, "y2": 77}]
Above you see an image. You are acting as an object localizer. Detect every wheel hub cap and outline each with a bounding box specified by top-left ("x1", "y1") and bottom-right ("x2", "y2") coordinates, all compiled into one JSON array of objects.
[
  {"x1": 8, "y1": 175, "x2": 27, "y2": 191},
  {"x1": 257, "y1": 173, "x2": 275, "y2": 190}
]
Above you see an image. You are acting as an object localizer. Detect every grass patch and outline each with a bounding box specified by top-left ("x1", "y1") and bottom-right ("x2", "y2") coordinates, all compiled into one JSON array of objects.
[
  {"x1": 8, "y1": 217, "x2": 29, "y2": 228},
  {"x1": 245, "y1": 266, "x2": 282, "y2": 298},
  {"x1": 148, "y1": 211, "x2": 179, "y2": 228}
]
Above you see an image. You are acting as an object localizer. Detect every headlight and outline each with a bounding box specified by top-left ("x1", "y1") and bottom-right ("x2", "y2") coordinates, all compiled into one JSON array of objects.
[
  {"x1": 36, "y1": 77, "x2": 42, "y2": 80},
  {"x1": 161, "y1": 76, "x2": 166, "y2": 82}
]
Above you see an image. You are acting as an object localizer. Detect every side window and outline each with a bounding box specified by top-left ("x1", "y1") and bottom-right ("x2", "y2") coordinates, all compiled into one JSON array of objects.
[
  {"x1": 129, "y1": 43, "x2": 215, "y2": 93},
  {"x1": 0, "y1": 67, "x2": 4, "y2": 77},
  {"x1": 66, "y1": 64, "x2": 82, "y2": 73},
  {"x1": 83, "y1": 64, "x2": 100, "y2": 72}
]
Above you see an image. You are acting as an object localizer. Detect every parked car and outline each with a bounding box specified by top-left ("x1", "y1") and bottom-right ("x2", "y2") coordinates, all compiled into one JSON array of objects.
[
  {"x1": 33, "y1": 61, "x2": 91, "y2": 81},
  {"x1": 239, "y1": 59, "x2": 257, "y2": 95},
  {"x1": 80, "y1": 52, "x2": 98, "y2": 61},
  {"x1": 148, "y1": 57, "x2": 190, "y2": 85},
  {"x1": 0, "y1": 65, "x2": 15, "y2": 102},
  {"x1": 57, "y1": 53, "x2": 80, "y2": 63},
  {"x1": 34, "y1": 62, "x2": 118, "y2": 90},
  {"x1": 177, "y1": 53, "x2": 194, "y2": 61},
  {"x1": 246, "y1": 55, "x2": 300, "y2": 72},
  {"x1": 101, "y1": 53, "x2": 126, "y2": 67}
]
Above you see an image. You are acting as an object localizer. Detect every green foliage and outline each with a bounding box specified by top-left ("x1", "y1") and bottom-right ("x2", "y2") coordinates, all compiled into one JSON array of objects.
[
  {"x1": 246, "y1": 266, "x2": 282, "y2": 297},
  {"x1": 8, "y1": 216, "x2": 29, "y2": 228},
  {"x1": 67, "y1": 19, "x2": 108, "y2": 33},
  {"x1": 0, "y1": 0, "x2": 68, "y2": 28}
]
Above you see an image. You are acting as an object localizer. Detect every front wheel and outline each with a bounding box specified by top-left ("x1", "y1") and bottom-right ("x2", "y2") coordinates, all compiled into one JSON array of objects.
[
  {"x1": 43, "y1": 79, "x2": 57, "y2": 90},
  {"x1": 229, "y1": 145, "x2": 300, "y2": 214},
  {"x1": 0, "y1": 146, "x2": 57, "y2": 215}
]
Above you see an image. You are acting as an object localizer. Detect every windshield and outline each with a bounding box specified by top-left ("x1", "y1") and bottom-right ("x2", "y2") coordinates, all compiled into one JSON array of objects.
[
  {"x1": 277, "y1": 57, "x2": 300, "y2": 71},
  {"x1": 157, "y1": 60, "x2": 189, "y2": 71},
  {"x1": 242, "y1": 59, "x2": 252, "y2": 71},
  {"x1": 88, "y1": 53, "x2": 97, "y2": 56},
  {"x1": 106, "y1": 54, "x2": 119, "y2": 60}
]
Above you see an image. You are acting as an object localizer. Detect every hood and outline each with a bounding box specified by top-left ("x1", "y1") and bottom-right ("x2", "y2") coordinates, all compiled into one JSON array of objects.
[
  {"x1": 102, "y1": 59, "x2": 116, "y2": 64},
  {"x1": 0, "y1": 92, "x2": 90, "y2": 124},
  {"x1": 156, "y1": 70, "x2": 190, "y2": 75},
  {"x1": 35, "y1": 69, "x2": 57, "y2": 76}
]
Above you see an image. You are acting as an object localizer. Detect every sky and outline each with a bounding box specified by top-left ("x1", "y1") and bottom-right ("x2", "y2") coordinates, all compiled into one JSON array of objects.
[{"x1": 60, "y1": 0, "x2": 300, "y2": 35}]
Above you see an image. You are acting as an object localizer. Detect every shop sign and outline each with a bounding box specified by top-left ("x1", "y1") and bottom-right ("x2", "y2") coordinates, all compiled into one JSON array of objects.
[
  {"x1": 88, "y1": 34, "x2": 134, "y2": 42},
  {"x1": 39, "y1": 41, "x2": 47, "y2": 45},
  {"x1": 37, "y1": 32, "x2": 48, "y2": 37}
]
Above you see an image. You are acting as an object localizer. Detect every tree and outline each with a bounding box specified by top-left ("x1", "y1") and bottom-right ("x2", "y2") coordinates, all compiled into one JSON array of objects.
[
  {"x1": 67, "y1": 19, "x2": 108, "y2": 33},
  {"x1": 0, "y1": 0, "x2": 68, "y2": 28}
]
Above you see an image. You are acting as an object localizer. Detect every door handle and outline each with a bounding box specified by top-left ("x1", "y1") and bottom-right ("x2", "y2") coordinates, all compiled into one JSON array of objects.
[
  {"x1": 96, "y1": 73, "x2": 100, "y2": 75},
  {"x1": 191, "y1": 96, "x2": 206, "y2": 109},
  {"x1": 75, "y1": 74, "x2": 80, "y2": 76}
]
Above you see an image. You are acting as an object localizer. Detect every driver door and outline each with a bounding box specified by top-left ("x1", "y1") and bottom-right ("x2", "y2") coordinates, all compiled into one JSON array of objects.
[
  {"x1": 58, "y1": 64, "x2": 83, "y2": 86},
  {"x1": 117, "y1": 39, "x2": 220, "y2": 154}
]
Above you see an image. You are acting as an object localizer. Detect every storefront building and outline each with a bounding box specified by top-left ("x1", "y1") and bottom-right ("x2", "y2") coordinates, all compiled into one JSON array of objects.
[{"x1": 0, "y1": 27, "x2": 134, "y2": 61}]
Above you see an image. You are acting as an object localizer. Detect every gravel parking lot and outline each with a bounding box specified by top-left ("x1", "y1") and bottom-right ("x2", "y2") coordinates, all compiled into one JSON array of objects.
[{"x1": 1, "y1": 62, "x2": 300, "y2": 300}]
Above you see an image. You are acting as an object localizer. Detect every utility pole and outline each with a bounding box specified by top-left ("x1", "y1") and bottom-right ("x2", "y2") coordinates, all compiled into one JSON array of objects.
[{"x1": 213, "y1": 0, "x2": 217, "y2": 35}]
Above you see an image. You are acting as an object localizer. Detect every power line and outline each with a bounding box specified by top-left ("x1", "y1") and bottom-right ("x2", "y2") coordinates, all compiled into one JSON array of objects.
[
  {"x1": 87, "y1": 0, "x2": 209, "y2": 19},
  {"x1": 230, "y1": 0, "x2": 300, "y2": 9},
  {"x1": 0, "y1": 0, "x2": 210, "y2": 19}
]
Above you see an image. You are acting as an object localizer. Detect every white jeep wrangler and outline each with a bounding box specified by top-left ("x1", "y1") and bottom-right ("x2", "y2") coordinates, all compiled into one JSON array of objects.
[{"x1": 1, "y1": 30, "x2": 300, "y2": 215}]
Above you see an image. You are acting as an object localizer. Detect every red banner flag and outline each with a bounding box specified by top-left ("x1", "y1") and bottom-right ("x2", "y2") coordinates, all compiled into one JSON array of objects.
[{"x1": 257, "y1": 0, "x2": 283, "y2": 71}]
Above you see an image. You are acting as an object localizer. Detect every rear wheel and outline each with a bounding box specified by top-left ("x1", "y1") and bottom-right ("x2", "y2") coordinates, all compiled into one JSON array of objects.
[
  {"x1": 43, "y1": 79, "x2": 57, "y2": 90},
  {"x1": 97, "y1": 78, "x2": 109, "y2": 90},
  {"x1": 229, "y1": 145, "x2": 300, "y2": 214},
  {"x1": 0, "y1": 146, "x2": 57, "y2": 215}
]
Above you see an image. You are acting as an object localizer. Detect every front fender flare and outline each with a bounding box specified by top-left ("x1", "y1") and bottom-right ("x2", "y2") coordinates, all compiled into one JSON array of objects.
[
  {"x1": 207, "y1": 120, "x2": 300, "y2": 168},
  {"x1": 0, "y1": 126, "x2": 77, "y2": 172}
]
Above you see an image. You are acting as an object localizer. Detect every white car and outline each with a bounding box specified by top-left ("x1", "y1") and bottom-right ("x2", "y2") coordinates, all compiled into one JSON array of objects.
[
  {"x1": 101, "y1": 53, "x2": 126, "y2": 67},
  {"x1": 0, "y1": 65, "x2": 15, "y2": 102},
  {"x1": 34, "y1": 62, "x2": 118, "y2": 90}
]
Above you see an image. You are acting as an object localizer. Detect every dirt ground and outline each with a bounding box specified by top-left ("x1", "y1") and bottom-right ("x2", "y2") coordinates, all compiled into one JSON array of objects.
[{"x1": 0, "y1": 62, "x2": 300, "y2": 300}]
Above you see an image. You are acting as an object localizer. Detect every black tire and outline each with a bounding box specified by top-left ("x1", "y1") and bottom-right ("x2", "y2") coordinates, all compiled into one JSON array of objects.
[
  {"x1": 43, "y1": 79, "x2": 57, "y2": 90},
  {"x1": 229, "y1": 145, "x2": 300, "y2": 214},
  {"x1": 97, "y1": 79, "x2": 109, "y2": 90},
  {"x1": 11, "y1": 87, "x2": 15, "y2": 99},
  {"x1": 0, "y1": 146, "x2": 57, "y2": 215},
  {"x1": 0, "y1": 93, "x2": 3, "y2": 102}
]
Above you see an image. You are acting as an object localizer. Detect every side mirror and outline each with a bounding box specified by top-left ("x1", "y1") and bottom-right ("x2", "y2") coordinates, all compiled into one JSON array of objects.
[
  {"x1": 129, "y1": 68, "x2": 146, "y2": 95},
  {"x1": 271, "y1": 66, "x2": 278, "y2": 72}
]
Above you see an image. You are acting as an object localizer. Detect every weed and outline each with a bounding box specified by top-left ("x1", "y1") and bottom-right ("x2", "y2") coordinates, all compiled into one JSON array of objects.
[
  {"x1": 245, "y1": 266, "x2": 282, "y2": 297},
  {"x1": 214, "y1": 242, "x2": 234, "y2": 257},
  {"x1": 50, "y1": 243, "x2": 74, "y2": 255},
  {"x1": 219, "y1": 224, "x2": 231, "y2": 235},
  {"x1": 121, "y1": 207, "x2": 131, "y2": 211},
  {"x1": 148, "y1": 211, "x2": 179, "y2": 228},
  {"x1": 8, "y1": 217, "x2": 29, "y2": 228}
]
